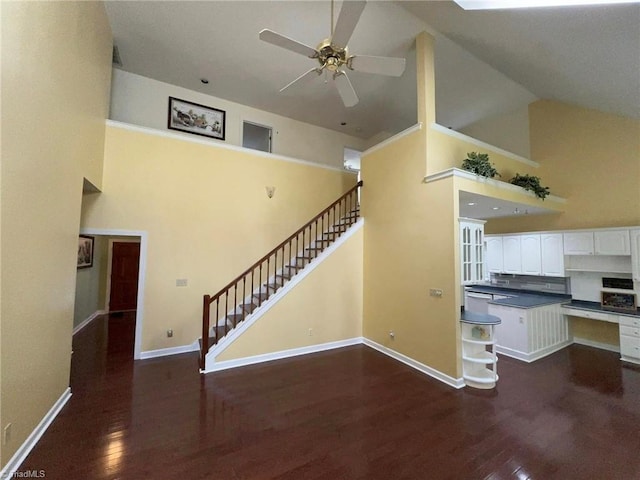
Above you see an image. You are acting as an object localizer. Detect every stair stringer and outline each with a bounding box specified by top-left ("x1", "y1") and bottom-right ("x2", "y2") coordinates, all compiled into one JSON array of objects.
[{"x1": 202, "y1": 218, "x2": 364, "y2": 373}]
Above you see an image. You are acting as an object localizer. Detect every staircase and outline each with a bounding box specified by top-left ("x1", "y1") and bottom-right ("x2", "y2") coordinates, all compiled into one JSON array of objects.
[{"x1": 200, "y1": 181, "x2": 363, "y2": 369}]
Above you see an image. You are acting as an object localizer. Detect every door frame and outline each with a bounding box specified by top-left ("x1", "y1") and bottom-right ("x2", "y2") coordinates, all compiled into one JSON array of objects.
[{"x1": 80, "y1": 228, "x2": 147, "y2": 360}]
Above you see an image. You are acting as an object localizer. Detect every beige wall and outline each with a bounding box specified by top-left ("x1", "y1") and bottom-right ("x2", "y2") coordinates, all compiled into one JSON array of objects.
[
  {"x1": 110, "y1": 69, "x2": 368, "y2": 169},
  {"x1": 487, "y1": 100, "x2": 640, "y2": 234},
  {"x1": 81, "y1": 125, "x2": 357, "y2": 353},
  {"x1": 460, "y1": 106, "x2": 531, "y2": 159},
  {"x1": 215, "y1": 226, "x2": 364, "y2": 362},
  {"x1": 0, "y1": 1, "x2": 112, "y2": 467},
  {"x1": 570, "y1": 317, "x2": 620, "y2": 349},
  {"x1": 73, "y1": 236, "x2": 108, "y2": 328}
]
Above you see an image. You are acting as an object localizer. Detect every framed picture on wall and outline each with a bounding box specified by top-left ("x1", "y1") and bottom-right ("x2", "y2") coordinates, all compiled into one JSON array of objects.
[
  {"x1": 168, "y1": 97, "x2": 226, "y2": 141},
  {"x1": 77, "y1": 235, "x2": 94, "y2": 269}
]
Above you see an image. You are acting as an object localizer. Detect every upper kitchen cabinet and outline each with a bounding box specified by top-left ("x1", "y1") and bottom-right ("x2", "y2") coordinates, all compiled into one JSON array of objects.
[
  {"x1": 521, "y1": 234, "x2": 542, "y2": 275},
  {"x1": 502, "y1": 236, "x2": 522, "y2": 274},
  {"x1": 460, "y1": 219, "x2": 486, "y2": 284},
  {"x1": 631, "y1": 229, "x2": 640, "y2": 282},
  {"x1": 563, "y1": 232, "x2": 594, "y2": 255},
  {"x1": 486, "y1": 236, "x2": 503, "y2": 274},
  {"x1": 564, "y1": 229, "x2": 630, "y2": 255},
  {"x1": 540, "y1": 233, "x2": 564, "y2": 277},
  {"x1": 594, "y1": 229, "x2": 630, "y2": 255}
]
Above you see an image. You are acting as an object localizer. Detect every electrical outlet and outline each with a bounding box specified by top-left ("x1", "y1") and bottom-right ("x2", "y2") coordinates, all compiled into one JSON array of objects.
[
  {"x1": 429, "y1": 289, "x2": 443, "y2": 297},
  {"x1": 176, "y1": 278, "x2": 188, "y2": 287},
  {"x1": 389, "y1": 330, "x2": 395, "y2": 339},
  {"x1": 308, "y1": 328, "x2": 313, "y2": 336},
  {"x1": 167, "y1": 329, "x2": 173, "y2": 338},
  {"x1": 3, "y1": 423, "x2": 11, "y2": 445}
]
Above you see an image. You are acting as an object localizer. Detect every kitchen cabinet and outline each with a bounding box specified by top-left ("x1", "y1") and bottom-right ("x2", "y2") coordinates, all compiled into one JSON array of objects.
[
  {"x1": 489, "y1": 303, "x2": 569, "y2": 362},
  {"x1": 631, "y1": 229, "x2": 640, "y2": 282},
  {"x1": 502, "y1": 236, "x2": 522, "y2": 274},
  {"x1": 619, "y1": 316, "x2": 640, "y2": 364},
  {"x1": 459, "y1": 219, "x2": 485, "y2": 284},
  {"x1": 461, "y1": 319, "x2": 499, "y2": 389},
  {"x1": 563, "y1": 232, "x2": 594, "y2": 255},
  {"x1": 521, "y1": 234, "x2": 542, "y2": 275},
  {"x1": 594, "y1": 229, "x2": 630, "y2": 255},
  {"x1": 486, "y1": 236, "x2": 503, "y2": 274},
  {"x1": 540, "y1": 233, "x2": 564, "y2": 276}
]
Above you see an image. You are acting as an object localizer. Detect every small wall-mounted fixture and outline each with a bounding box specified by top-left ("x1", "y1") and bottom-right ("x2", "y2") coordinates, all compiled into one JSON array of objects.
[{"x1": 265, "y1": 186, "x2": 276, "y2": 199}]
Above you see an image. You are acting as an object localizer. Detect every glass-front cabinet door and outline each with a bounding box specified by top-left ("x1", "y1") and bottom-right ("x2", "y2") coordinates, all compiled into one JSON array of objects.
[{"x1": 459, "y1": 218, "x2": 486, "y2": 285}]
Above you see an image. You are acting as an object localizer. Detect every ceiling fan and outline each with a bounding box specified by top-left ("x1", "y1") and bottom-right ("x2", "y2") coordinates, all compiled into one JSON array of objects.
[{"x1": 258, "y1": 0, "x2": 406, "y2": 107}]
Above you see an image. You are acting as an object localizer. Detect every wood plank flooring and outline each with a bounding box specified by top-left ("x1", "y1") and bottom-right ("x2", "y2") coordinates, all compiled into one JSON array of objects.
[{"x1": 17, "y1": 313, "x2": 640, "y2": 479}]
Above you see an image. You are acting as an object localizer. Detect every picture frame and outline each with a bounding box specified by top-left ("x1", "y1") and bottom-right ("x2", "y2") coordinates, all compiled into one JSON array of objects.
[
  {"x1": 168, "y1": 96, "x2": 226, "y2": 141},
  {"x1": 77, "y1": 235, "x2": 94, "y2": 269}
]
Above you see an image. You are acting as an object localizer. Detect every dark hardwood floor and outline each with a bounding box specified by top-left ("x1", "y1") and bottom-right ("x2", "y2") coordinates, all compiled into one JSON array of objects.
[{"x1": 18, "y1": 313, "x2": 640, "y2": 479}]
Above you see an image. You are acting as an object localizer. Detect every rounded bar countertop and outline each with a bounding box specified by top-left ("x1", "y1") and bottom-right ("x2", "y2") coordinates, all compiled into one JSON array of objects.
[{"x1": 460, "y1": 310, "x2": 502, "y2": 325}]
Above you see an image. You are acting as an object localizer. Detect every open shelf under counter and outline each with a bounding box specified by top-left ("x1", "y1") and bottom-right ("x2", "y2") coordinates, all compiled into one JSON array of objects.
[{"x1": 460, "y1": 311, "x2": 500, "y2": 389}]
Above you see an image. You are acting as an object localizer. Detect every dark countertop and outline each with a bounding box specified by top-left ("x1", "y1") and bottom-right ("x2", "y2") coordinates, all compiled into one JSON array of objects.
[
  {"x1": 465, "y1": 284, "x2": 571, "y2": 309},
  {"x1": 562, "y1": 300, "x2": 640, "y2": 318},
  {"x1": 460, "y1": 310, "x2": 501, "y2": 325}
]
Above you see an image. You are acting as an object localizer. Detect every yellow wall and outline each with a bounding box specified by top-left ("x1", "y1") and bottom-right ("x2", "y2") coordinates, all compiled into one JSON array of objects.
[
  {"x1": 0, "y1": 1, "x2": 112, "y2": 467},
  {"x1": 81, "y1": 125, "x2": 357, "y2": 352},
  {"x1": 215, "y1": 226, "x2": 364, "y2": 362},
  {"x1": 570, "y1": 317, "x2": 620, "y2": 348},
  {"x1": 488, "y1": 100, "x2": 640, "y2": 233}
]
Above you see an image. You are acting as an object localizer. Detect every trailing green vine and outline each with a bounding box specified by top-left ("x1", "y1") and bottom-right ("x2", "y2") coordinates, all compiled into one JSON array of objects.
[
  {"x1": 510, "y1": 173, "x2": 550, "y2": 200},
  {"x1": 461, "y1": 152, "x2": 500, "y2": 179}
]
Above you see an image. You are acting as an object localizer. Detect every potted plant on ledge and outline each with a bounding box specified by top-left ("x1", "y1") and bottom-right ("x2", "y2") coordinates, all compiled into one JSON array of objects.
[
  {"x1": 510, "y1": 173, "x2": 550, "y2": 200},
  {"x1": 461, "y1": 152, "x2": 500, "y2": 179}
]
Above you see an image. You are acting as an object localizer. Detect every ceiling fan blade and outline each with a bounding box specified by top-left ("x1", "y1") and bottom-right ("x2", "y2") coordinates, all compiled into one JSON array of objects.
[
  {"x1": 333, "y1": 72, "x2": 359, "y2": 107},
  {"x1": 280, "y1": 67, "x2": 323, "y2": 92},
  {"x1": 259, "y1": 29, "x2": 318, "y2": 58},
  {"x1": 348, "y1": 55, "x2": 406, "y2": 77},
  {"x1": 330, "y1": 0, "x2": 367, "y2": 49}
]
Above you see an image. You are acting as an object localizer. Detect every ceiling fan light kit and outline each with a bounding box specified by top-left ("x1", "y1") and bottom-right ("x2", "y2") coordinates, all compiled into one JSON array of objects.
[{"x1": 258, "y1": 0, "x2": 406, "y2": 107}]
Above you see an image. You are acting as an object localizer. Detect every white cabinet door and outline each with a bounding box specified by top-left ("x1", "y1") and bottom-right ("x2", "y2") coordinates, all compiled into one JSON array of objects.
[
  {"x1": 490, "y1": 304, "x2": 528, "y2": 353},
  {"x1": 563, "y1": 232, "x2": 594, "y2": 255},
  {"x1": 502, "y1": 236, "x2": 522, "y2": 274},
  {"x1": 459, "y1": 219, "x2": 485, "y2": 284},
  {"x1": 541, "y1": 233, "x2": 565, "y2": 277},
  {"x1": 486, "y1": 236, "x2": 503, "y2": 273},
  {"x1": 594, "y1": 230, "x2": 630, "y2": 255},
  {"x1": 521, "y1": 234, "x2": 542, "y2": 275},
  {"x1": 631, "y1": 229, "x2": 640, "y2": 282}
]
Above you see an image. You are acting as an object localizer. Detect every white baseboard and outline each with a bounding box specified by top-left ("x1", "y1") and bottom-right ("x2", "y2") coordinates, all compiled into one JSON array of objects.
[
  {"x1": 139, "y1": 340, "x2": 200, "y2": 360},
  {"x1": 0, "y1": 388, "x2": 71, "y2": 479},
  {"x1": 72, "y1": 310, "x2": 106, "y2": 335},
  {"x1": 202, "y1": 337, "x2": 363, "y2": 373},
  {"x1": 573, "y1": 337, "x2": 620, "y2": 353},
  {"x1": 362, "y1": 338, "x2": 465, "y2": 389},
  {"x1": 496, "y1": 340, "x2": 573, "y2": 363}
]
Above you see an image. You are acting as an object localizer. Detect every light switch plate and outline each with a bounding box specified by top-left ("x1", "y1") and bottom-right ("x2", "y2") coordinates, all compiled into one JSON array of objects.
[
  {"x1": 176, "y1": 279, "x2": 188, "y2": 287},
  {"x1": 430, "y1": 289, "x2": 443, "y2": 297}
]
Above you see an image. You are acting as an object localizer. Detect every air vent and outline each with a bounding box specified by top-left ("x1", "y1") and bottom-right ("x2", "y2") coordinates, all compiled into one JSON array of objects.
[{"x1": 112, "y1": 45, "x2": 123, "y2": 67}]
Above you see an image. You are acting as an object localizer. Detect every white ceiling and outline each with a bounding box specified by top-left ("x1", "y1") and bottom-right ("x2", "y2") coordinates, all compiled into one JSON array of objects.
[
  {"x1": 105, "y1": 0, "x2": 640, "y2": 141},
  {"x1": 459, "y1": 191, "x2": 559, "y2": 220}
]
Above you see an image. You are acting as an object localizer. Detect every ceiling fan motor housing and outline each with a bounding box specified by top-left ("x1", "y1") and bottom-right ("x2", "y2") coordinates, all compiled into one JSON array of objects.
[{"x1": 317, "y1": 39, "x2": 349, "y2": 71}]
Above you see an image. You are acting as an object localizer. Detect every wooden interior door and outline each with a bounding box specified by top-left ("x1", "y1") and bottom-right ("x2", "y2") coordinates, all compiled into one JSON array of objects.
[{"x1": 109, "y1": 242, "x2": 140, "y2": 311}]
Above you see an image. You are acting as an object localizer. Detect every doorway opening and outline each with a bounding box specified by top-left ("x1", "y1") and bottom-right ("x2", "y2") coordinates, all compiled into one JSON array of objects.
[
  {"x1": 76, "y1": 229, "x2": 147, "y2": 359},
  {"x1": 242, "y1": 121, "x2": 272, "y2": 153}
]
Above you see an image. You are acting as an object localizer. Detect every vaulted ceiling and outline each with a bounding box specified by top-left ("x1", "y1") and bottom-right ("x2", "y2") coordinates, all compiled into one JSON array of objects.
[{"x1": 105, "y1": 1, "x2": 640, "y2": 140}]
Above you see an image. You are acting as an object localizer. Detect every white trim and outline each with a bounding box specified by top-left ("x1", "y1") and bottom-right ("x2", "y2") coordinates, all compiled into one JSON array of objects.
[
  {"x1": 430, "y1": 123, "x2": 539, "y2": 167},
  {"x1": 80, "y1": 228, "x2": 147, "y2": 360},
  {"x1": 0, "y1": 388, "x2": 71, "y2": 479},
  {"x1": 205, "y1": 219, "x2": 365, "y2": 365},
  {"x1": 423, "y1": 167, "x2": 567, "y2": 204},
  {"x1": 362, "y1": 338, "x2": 465, "y2": 389},
  {"x1": 362, "y1": 122, "x2": 423, "y2": 157},
  {"x1": 140, "y1": 340, "x2": 200, "y2": 360},
  {"x1": 203, "y1": 338, "x2": 363, "y2": 373},
  {"x1": 72, "y1": 310, "x2": 106, "y2": 335},
  {"x1": 106, "y1": 120, "x2": 355, "y2": 174},
  {"x1": 572, "y1": 337, "x2": 620, "y2": 353},
  {"x1": 496, "y1": 340, "x2": 573, "y2": 362}
]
